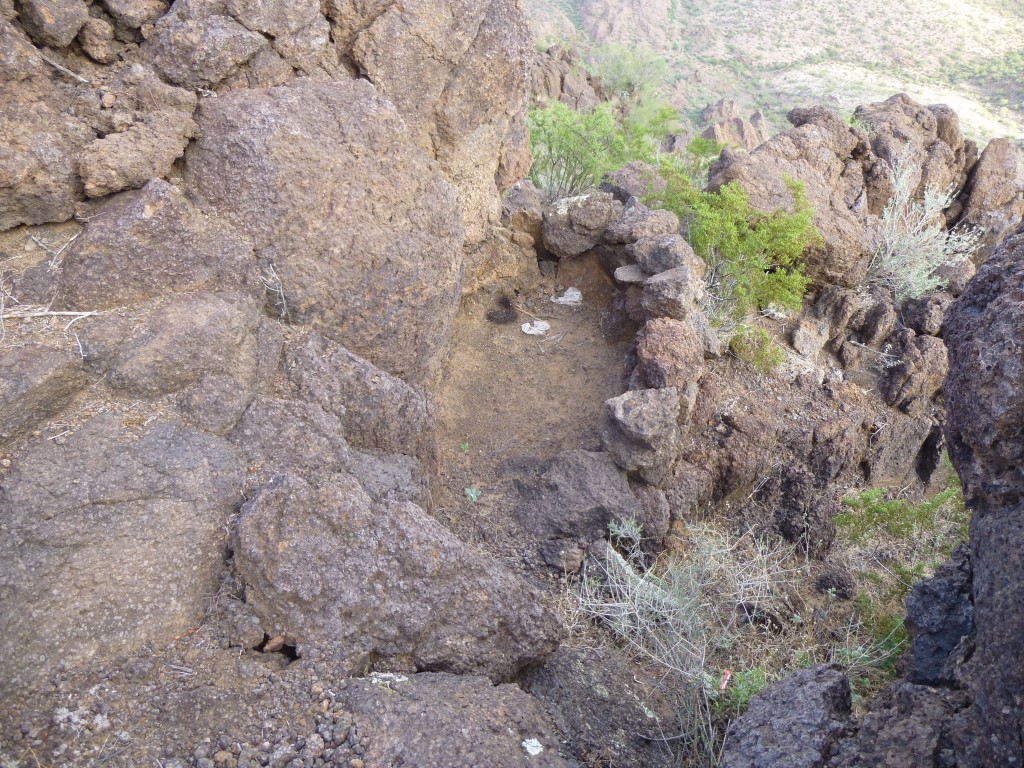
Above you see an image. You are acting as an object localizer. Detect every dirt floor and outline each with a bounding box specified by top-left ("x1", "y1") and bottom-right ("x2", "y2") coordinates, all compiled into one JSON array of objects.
[{"x1": 433, "y1": 253, "x2": 632, "y2": 552}]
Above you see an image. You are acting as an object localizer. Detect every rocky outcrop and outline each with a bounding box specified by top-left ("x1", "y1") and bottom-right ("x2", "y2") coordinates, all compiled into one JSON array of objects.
[
  {"x1": 699, "y1": 98, "x2": 772, "y2": 150},
  {"x1": 943, "y1": 221, "x2": 1024, "y2": 765},
  {"x1": 0, "y1": 414, "x2": 244, "y2": 695},
  {"x1": 531, "y1": 44, "x2": 603, "y2": 109},
  {"x1": 234, "y1": 472, "x2": 561, "y2": 681},
  {"x1": 957, "y1": 137, "x2": 1024, "y2": 262},
  {"x1": 184, "y1": 80, "x2": 464, "y2": 384},
  {"x1": 0, "y1": 344, "x2": 86, "y2": 441}
]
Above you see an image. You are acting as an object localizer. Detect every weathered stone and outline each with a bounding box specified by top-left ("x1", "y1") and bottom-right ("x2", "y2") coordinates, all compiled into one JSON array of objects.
[
  {"x1": 343, "y1": 673, "x2": 567, "y2": 768},
  {"x1": 525, "y1": 646, "x2": 677, "y2": 768},
  {"x1": 542, "y1": 192, "x2": 622, "y2": 258},
  {"x1": 604, "y1": 200, "x2": 678, "y2": 244},
  {"x1": 613, "y1": 263, "x2": 648, "y2": 285},
  {"x1": 514, "y1": 449, "x2": 643, "y2": 544},
  {"x1": 632, "y1": 233, "x2": 703, "y2": 276},
  {"x1": 905, "y1": 543, "x2": 973, "y2": 686},
  {"x1": 791, "y1": 316, "x2": 830, "y2": 358},
  {"x1": 944, "y1": 223, "x2": 1024, "y2": 765},
  {"x1": 0, "y1": 414, "x2": 243, "y2": 695},
  {"x1": 958, "y1": 137, "x2": 1024, "y2": 262},
  {"x1": 856, "y1": 94, "x2": 975, "y2": 198},
  {"x1": 602, "y1": 387, "x2": 682, "y2": 485},
  {"x1": 720, "y1": 665, "x2": 855, "y2": 768},
  {"x1": 700, "y1": 98, "x2": 772, "y2": 150},
  {"x1": 600, "y1": 160, "x2": 666, "y2": 203},
  {"x1": 0, "y1": 22, "x2": 92, "y2": 230},
  {"x1": 0, "y1": 343, "x2": 87, "y2": 441},
  {"x1": 226, "y1": 0, "x2": 331, "y2": 73},
  {"x1": 108, "y1": 293, "x2": 261, "y2": 399},
  {"x1": 78, "y1": 17, "x2": 119, "y2": 63},
  {"x1": 634, "y1": 317, "x2": 704, "y2": 391},
  {"x1": 102, "y1": 0, "x2": 166, "y2": 28},
  {"x1": 882, "y1": 331, "x2": 948, "y2": 415},
  {"x1": 79, "y1": 112, "x2": 197, "y2": 199},
  {"x1": 234, "y1": 472, "x2": 561, "y2": 681},
  {"x1": 145, "y1": 15, "x2": 267, "y2": 90},
  {"x1": 284, "y1": 331, "x2": 435, "y2": 459},
  {"x1": 16, "y1": 0, "x2": 88, "y2": 48},
  {"x1": 902, "y1": 293, "x2": 953, "y2": 337},
  {"x1": 186, "y1": 80, "x2": 464, "y2": 384},
  {"x1": 640, "y1": 264, "x2": 705, "y2": 320},
  {"x1": 59, "y1": 180, "x2": 256, "y2": 309}
]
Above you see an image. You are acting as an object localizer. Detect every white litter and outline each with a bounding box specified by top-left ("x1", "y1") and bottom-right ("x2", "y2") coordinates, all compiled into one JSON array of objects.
[
  {"x1": 551, "y1": 287, "x2": 583, "y2": 306},
  {"x1": 522, "y1": 738, "x2": 544, "y2": 756},
  {"x1": 521, "y1": 320, "x2": 551, "y2": 336}
]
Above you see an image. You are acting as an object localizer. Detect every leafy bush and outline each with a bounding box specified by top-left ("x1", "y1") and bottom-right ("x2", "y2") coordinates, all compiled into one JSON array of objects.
[
  {"x1": 650, "y1": 167, "x2": 818, "y2": 330},
  {"x1": 866, "y1": 144, "x2": 981, "y2": 301},
  {"x1": 588, "y1": 43, "x2": 670, "y2": 104}
]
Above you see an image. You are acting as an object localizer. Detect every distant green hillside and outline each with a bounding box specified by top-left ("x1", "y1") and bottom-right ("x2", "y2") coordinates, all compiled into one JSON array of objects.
[{"x1": 524, "y1": 0, "x2": 1024, "y2": 141}]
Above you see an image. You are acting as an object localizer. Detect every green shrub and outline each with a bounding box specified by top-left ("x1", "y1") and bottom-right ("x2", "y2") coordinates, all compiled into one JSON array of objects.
[
  {"x1": 712, "y1": 667, "x2": 768, "y2": 721},
  {"x1": 729, "y1": 325, "x2": 785, "y2": 373},
  {"x1": 836, "y1": 485, "x2": 961, "y2": 545},
  {"x1": 650, "y1": 167, "x2": 818, "y2": 329}
]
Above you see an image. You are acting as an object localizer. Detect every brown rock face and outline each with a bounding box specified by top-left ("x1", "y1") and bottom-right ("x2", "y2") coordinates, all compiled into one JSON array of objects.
[
  {"x1": 958, "y1": 137, "x2": 1024, "y2": 262},
  {"x1": 185, "y1": 79, "x2": 464, "y2": 384},
  {"x1": 699, "y1": 98, "x2": 772, "y2": 150},
  {"x1": 233, "y1": 472, "x2": 562, "y2": 681},
  {"x1": 944, "y1": 221, "x2": 1024, "y2": 765},
  {"x1": 340, "y1": 0, "x2": 532, "y2": 243}
]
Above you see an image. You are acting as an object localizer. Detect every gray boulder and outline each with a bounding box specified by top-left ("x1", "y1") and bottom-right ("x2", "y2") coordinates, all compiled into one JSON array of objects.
[
  {"x1": 602, "y1": 388, "x2": 682, "y2": 485},
  {"x1": 720, "y1": 665, "x2": 855, "y2": 768}
]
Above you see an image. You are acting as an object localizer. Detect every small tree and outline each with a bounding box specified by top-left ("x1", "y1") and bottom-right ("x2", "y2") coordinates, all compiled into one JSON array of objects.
[{"x1": 866, "y1": 144, "x2": 981, "y2": 302}]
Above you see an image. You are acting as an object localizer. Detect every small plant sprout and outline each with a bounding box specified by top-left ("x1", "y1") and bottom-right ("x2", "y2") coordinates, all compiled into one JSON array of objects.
[
  {"x1": 464, "y1": 487, "x2": 482, "y2": 503},
  {"x1": 459, "y1": 441, "x2": 470, "y2": 455}
]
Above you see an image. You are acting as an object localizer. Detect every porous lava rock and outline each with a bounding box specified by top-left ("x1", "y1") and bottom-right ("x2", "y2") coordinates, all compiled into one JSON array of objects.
[
  {"x1": 233, "y1": 472, "x2": 561, "y2": 682},
  {"x1": 342, "y1": 672, "x2": 568, "y2": 767},
  {"x1": 185, "y1": 79, "x2": 464, "y2": 384},
  {"x1": 0, "y1": 414, "x2": 244, "y2": 696}
]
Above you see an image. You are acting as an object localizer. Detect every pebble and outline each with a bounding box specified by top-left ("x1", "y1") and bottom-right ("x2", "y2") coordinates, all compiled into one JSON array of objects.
[{"x1": 349, "y1": 761, "x2": 363, "y2": 768}]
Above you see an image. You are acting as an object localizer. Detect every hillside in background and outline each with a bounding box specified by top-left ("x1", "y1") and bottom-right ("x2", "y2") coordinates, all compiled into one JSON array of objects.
[{"x1": 523, "y1": 0, "x2": 1024, "y2": 141}]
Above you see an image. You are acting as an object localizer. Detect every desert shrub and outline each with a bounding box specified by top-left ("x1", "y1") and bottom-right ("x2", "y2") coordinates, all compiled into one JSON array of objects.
[
  {"x1": 527, "y1": 95, "x2": 677, "y2": 200},
  {"x1": 588, "y1": 42, "x2": 670, "y2": 104},
  {"x1": 650, "y1": 167, "x2": 818, "y2": 331},
  {"x1": 728, "y1": 325, "x2": 786, "y2": 373},
  {"x1": 527, "y1": 101, "x2": 625, "y2": 198},
  {"x1": 577, "y1": 521, "x2": 804, "y2": 766},
  {"x1": 866, "y1": 144, "x2": 981, "y2": 301}
]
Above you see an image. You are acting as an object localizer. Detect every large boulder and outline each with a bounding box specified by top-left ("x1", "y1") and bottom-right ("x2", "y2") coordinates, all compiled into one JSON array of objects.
[
  {"x1": 944, "y1": 221, "x2": 1024, "y2": 765},
  {"x1": 708, "y1": 105, "x2": 880, "y2": 288},
  {"x1": 0, "y1": 414, "x2": 244, "y2": 695},
  {"x1": 185, "y1": 79, "x2": 465, "y2": 384},
  {"x1": 720, "y1": 665, "x2": 856, "y2": 768},
  {"x1": 233, "y1": 472, "x2": 561, "y2": 681},
  {"x1": 143, "y1": 15, "x2": 268, "y2": 90},
  {"x1": 958, "y1": 137, "x2": 1024, "y2": 262}
]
